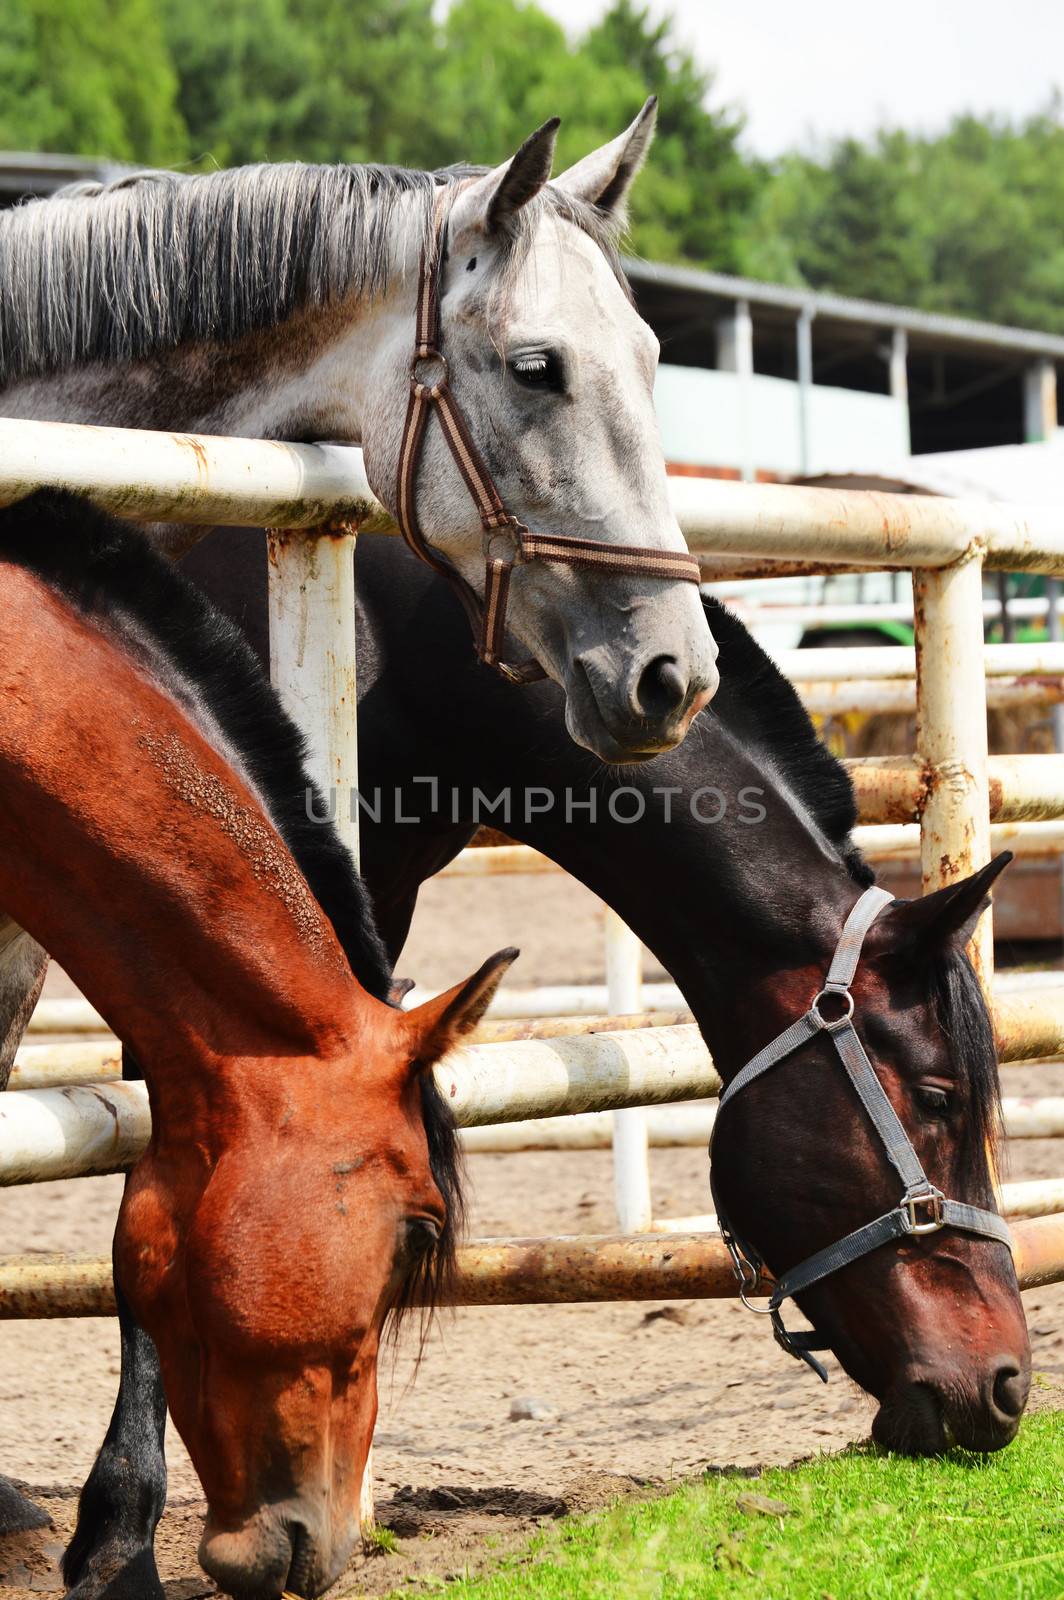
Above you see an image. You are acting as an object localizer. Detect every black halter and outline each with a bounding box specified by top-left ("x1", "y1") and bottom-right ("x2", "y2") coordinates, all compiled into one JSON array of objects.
[{"x1": 710, "y1": 885, "x2": 1012, "y2": 1383}]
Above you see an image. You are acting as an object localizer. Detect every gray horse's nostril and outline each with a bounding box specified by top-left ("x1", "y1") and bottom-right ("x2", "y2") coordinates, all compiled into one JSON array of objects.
[
  {"x1": 990, "y1": 1359, "x2": 1028, "y2": 1421},
  {"x1": 635, "y1": 656, "x2": 687, "y2": 720}
]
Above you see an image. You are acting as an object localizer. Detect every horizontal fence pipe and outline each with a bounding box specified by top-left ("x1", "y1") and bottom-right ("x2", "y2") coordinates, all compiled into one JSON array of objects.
[
  {"x1": 799, "y1": 679, "x2": 1064, "y2": 717},
  {"x1": 0, "y1": 420, "x2": 393, "y2": 533},
  {"x1": 471, "y1": 1011, "x2": 690, "y2": 1045},
  {"x1": 5, "y1": 998, "x2": 1064, "y2": 1183},
  {"x1": 8, "y1": 1041, "x2": 121, "y2": 1091},
  {"x1": 668, "y1": 475, "x2": 1064, "y2": 574},
  {"x1": 461, "y1": 1096, "x2": 1064, "y2": 1153},
  {"x1": 26, "y1": 999, "x2": 109, "y2": 1035},
  {"x1": 2, "y1": 1216, "x2": 1061, "y2": 1319},
  {"x1": 724, "y1": 597, "x2": 1064, "y2": 627},
  {"x1": 775, "y1": 643, "x2": 1064, "y2": 683},
  {"x1": 849, "y1": 755, "x2": 1064, "y2": 825},
  {"x1": 5, "y1": 420, "x2": 1064, "y2": 573},
  {"x1": 439, "y1": 821, "x2": 1064, "y2": 884},
  {"x1": 653, "y1": 1180, "x2": 1064, "y2": 1236},
  {"x1": 0, "y1": 1081, "x2": 149, "y2": 1183}
]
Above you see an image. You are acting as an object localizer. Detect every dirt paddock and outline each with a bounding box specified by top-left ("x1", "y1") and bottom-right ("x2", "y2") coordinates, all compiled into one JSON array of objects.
[{"x1": 0, "y1": 872, "x2": 1061, "y2": 1596}]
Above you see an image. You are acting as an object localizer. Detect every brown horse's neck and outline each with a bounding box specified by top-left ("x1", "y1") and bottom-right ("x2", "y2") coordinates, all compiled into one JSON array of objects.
[{"x1": 0, "y1": 562, "x2": 367, "y2": 1103}]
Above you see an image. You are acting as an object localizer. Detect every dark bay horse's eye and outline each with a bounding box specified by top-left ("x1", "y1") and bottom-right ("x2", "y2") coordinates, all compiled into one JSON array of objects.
[
  {"x1": 403, "y1": 1216, "x2": 441, "y2": 1258},
  {"x1": 915, "y1": 1084, "x2": 953, "y2": 1117}
]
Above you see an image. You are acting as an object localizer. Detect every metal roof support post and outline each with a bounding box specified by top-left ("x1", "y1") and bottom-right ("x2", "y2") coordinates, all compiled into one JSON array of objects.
[
  {"x1": 913, "y1": 552, "x2": 993, "y2": 987},
  {"x1": 717, "y1": 299, "x2": 755, "y2": 483},
  {"x1": 889, "y1": 328, "x2": 910, "y2": 453},
  {"x1": 1024, "y1": 357, "x2": 1058, "y2": 443},
  {"x1": 606, "y1": 910, "x2": 653, "y2": 1232},
  {"x1": 796, "y1": 307, "x2": 815, "y2": 475}
]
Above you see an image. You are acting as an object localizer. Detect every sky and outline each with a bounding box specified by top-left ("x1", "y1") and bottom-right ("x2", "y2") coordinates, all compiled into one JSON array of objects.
[{"x1": 533, "y1": 0, "x2": 1064, "y2": 156}]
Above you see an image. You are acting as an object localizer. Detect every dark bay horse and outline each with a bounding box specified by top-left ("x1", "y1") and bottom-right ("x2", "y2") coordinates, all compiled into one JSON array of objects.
[
  {"x1": 0, "y1": 105, "x2": 718, "y2": 760},
  {"x1": 57, "y1": 528, "x2": 1029, "y2": 1599},
  {"x1": 0, "y1": 493, "x2": 517, "y2": 1599}
]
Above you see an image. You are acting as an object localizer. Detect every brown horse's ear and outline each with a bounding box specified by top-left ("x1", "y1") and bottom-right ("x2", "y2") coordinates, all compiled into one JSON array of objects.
[
  {"x1": 879, "y1": 852, "x2": 1012, "y2": 953},
  {"x1": 402, "y1": 948, "x2": 519, "y2": 1068},
  {"x1": 449, "y1": 120, "x2": 560, "y2": 239},
  {"x1": 553, "y1": 97, "x2": 657, "y2": 222}
]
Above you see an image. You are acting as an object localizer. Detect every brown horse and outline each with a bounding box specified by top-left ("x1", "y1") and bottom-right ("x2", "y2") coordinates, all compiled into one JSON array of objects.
[{"x1": 0, "y1": 493, "x2": 510, "y2": 1598}]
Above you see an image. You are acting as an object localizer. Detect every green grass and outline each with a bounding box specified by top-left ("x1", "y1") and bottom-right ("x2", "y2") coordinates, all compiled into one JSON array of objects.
[{"x1": 397, "y1": 1412, "x2": 1063, "y2": 1600}]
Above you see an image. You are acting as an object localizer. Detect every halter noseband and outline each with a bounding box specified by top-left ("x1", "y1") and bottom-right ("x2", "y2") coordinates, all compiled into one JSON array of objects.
[
  {"x1": 394, "y1": 211, "x2": 702, "y2": 684},
  {"x1": 711, "y1": 884, "x2": 1012, "y2": 1383}
]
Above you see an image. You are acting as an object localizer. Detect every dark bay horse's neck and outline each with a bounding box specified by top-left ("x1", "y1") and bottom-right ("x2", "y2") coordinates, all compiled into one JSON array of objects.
[
  {"x1": 0, "y1": 562, "x2": 356, "y2": 1112},
  {"x1": 352, "y1": 542, "x2": 863, "y2": 1076}
]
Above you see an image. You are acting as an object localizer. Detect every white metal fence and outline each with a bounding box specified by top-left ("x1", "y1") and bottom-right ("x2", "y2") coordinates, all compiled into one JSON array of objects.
[{"x1": 0, "y1": 415, "x2": 1062, "y2": 1318}]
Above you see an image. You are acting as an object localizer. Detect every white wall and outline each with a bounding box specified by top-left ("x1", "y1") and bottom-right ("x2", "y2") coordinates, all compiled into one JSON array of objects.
[{"x1": 654, "y1": 363, "x2": 911, "y2": 476}]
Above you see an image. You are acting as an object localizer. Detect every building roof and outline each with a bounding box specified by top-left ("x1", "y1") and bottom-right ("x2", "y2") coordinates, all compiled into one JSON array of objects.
[
  {"x1": 626, "y1": 257, "x2": 1064, "y2": 363},
  {"x1": 0, "y1": 151, "x2": 129, "y2": 205}
]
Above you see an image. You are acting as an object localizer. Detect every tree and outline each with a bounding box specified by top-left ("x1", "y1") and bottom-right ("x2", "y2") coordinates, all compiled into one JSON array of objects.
[
  {"x1": 158, "y1": 0, "x2": 441, "y2": 167},
  {"x1": 0, "y1": 0, "x2": 187, "y2": 164},
  {"x1": 584, "y1": 0, "x2": 757, "y2": 270},
  {"x1": 744, "y1": 103, "x2": 1064, "y2": 332}
]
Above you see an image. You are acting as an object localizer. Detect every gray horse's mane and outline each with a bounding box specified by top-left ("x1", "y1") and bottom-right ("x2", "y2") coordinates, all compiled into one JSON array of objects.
[{"x1": 0, "y1": 161, "x2": 625, "y2": 384}]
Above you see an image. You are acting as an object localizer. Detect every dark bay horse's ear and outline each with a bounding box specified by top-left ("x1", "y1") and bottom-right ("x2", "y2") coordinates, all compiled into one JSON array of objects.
[
  {"x1": 552, "y1": 97, "x2": 657, "y2": 222},
  {"x1": 878, "y1": 852, "x2": 1012, "y2": 954},
  {"x1": 449, "y1": 121, "x2": 560, "y2": 239},
  {"x1": 403, "y1": 948, "x2": 519, "y2": 1068}
]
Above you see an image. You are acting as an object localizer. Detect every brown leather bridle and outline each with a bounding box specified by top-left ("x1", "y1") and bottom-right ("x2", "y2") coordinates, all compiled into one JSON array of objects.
[{"x1": 395, "y1": 212, "x2": 702, "y2": 685}]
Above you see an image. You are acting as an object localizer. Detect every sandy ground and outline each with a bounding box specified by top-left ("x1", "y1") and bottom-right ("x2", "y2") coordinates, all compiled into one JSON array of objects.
[{"x1": 0, "y1": 872, "x2": 1061, "y2": 1596}]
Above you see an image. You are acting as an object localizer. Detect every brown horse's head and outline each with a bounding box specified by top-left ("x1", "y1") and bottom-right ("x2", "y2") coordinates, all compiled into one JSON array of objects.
[
  {"x1": 711, "y1": 858, "x2": 1030, "y2": 1455},
  {"x1": 116, "y1": 950, "x2": 514, "y2": 1600}
]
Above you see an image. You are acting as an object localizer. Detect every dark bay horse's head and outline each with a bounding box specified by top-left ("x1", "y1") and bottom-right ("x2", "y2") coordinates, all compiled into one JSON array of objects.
[
  {"x1": 360, "y1": 101, "x2": 719, "y2": 762},
  {"x1": 115, "y1": 951, "x2": 515, "y2": 1600},
  {"x1": 712, "y1": 859, "x2": 1030, "y2": 1455}
]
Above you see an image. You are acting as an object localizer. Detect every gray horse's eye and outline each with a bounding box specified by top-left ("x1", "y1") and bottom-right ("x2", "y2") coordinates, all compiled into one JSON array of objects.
[{"x1": 509, "y1": 351, "x2": 562, "y2": 391}]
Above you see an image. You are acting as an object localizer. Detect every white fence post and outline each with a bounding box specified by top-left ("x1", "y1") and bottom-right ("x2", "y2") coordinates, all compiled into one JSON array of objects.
[
  {"x1": 266, "y1": 523, "x2": 372, "y2": 1529},
  {"x1": 605, "y1": 909, "x2": 652, "y2": 1232},
  {"x1": 912, "y1": 554, "x2": 993, "y2": 985},
  {"x1": 266, "y1": 525, "x2": 360, "y2": 861}
]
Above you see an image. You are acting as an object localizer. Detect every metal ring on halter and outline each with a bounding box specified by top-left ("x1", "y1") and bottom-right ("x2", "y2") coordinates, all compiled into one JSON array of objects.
[
  {"x1": 486, "y1": 521, "x2": 529, "y2": 565},
  {"x1": 410, "y1": 347, "x2": 449, "y2": 397},
  {"x1": 810, "y1": 986, "x2": 855, "y2": 1029}
]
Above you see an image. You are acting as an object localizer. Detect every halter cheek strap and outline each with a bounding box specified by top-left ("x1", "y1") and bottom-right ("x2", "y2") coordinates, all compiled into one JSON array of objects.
[
  {"x1": 394, "y1": 210, "x2": 702, "y2": 684},
  {"x1": 711, "y1": 884, "x2": 1012, "y2": 1383}
]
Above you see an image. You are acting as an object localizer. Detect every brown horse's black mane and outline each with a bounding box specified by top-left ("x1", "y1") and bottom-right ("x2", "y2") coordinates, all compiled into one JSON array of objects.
[{"x1": 0, "y1": 490, "x2": 462, "y2": 1316}]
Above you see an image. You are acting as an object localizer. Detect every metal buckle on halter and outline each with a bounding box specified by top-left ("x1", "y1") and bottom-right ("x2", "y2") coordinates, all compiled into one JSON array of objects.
[
  {"x1": 410, "y1": 345, "x2": 449, "y2": 398},
  {"x1": 809, "y1": 985, "x2": 855, "y2": 1031},
  {"x1": 901, "y1": 1186, "x2": 945, "y2": 1235}
]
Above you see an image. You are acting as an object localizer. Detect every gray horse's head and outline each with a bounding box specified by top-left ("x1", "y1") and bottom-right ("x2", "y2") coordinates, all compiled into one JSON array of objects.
[{"x1": 361, "y1": 103, "x2": 718, "y2": 762}]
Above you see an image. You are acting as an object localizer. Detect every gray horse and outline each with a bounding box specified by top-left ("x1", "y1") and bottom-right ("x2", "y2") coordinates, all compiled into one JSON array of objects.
[{"x1": 0, "y1": 99, "x2": 717, "y2": 759}]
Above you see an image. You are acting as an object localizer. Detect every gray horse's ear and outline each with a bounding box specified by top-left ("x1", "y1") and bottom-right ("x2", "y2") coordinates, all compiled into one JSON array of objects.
[
  {"x1": 552, "y1": 97, "x2": 657, "y2": 221},
  {"x1": 449, "y1": 119, "x2": 560, "y2": 239}
]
